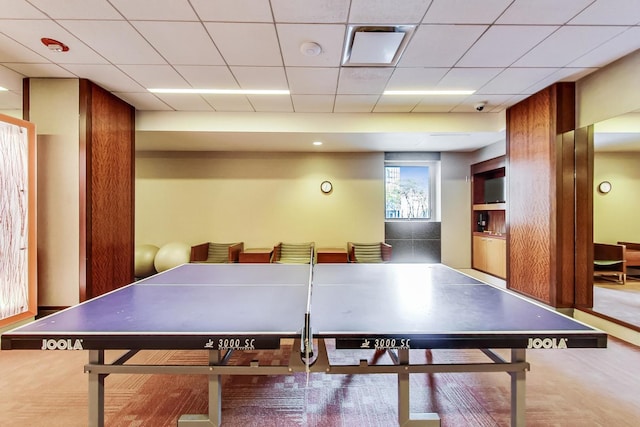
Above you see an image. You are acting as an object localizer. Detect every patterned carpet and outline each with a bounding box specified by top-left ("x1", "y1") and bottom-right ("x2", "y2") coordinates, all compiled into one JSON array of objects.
[
  {"x1": 104, "y1": 343, "x2": 512, "y2": 427},
  {"x1": 3, "y1": 337, "x2": 640, "y2": 426}
]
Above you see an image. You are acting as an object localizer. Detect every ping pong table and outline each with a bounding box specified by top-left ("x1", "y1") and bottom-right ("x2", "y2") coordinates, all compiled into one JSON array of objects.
[{"x1": 2, "y1": 263, "x2": 606, "y2": 426}]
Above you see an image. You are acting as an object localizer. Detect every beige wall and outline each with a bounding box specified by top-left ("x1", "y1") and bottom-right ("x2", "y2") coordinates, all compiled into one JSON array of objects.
[
  {"x1": 577, "y1": 48, "x2": 640, "y2": 127},
  {"x1": 594, "y1": 152, "x2": 640, "y2": 243},
  {"x1": 135, "y1": 151, "x2": 385, "y2": 249},
  {"x1": 28, "y1": 79, "x2": 80, "y2": 306}
]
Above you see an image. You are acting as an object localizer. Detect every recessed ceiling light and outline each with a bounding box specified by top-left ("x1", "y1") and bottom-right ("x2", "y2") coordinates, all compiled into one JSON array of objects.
[
  {"x1": 148, "y1": 88, "x2": 290, "y2": 95},
  {"x1": 313, "y1": 141, "x2": 323, "y2": 146},
  {"x1": 383, "y1": 90, "x2": 475, "y2": 96},
  {"x1": 0, "y1": 87, "x2": 8, "y2": 91}
]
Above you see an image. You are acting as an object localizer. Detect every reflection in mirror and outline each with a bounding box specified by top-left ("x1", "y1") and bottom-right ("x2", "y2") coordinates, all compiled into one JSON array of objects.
[{"x1": 592, "y1": 112, "x2": 640, "y2": 327}]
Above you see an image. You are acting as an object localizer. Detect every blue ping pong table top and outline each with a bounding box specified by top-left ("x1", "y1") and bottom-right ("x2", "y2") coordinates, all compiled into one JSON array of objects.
[{"x1": 1, "y1": 263, "x2": 606, "y2": 351}]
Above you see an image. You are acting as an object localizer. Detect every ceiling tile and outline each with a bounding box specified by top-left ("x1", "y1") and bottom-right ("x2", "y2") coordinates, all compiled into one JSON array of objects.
[
  {"x1": 449, "y1": 94, "x2": 514, "y2": 113},
  {"x1": 246, "y1": 94, "x2": 293, "y2": 112},
  {"x1": 271, "y1": 0, "x2": 350, "y2": 23},
  {"x1": 496, "y1": 0, "x2": 594, "y2": 24},
  {"x1": 201, "y1": 94, "x2": 254, "y2": 112},
  {"x1": 524, "y1": 67, "x2": 597, "y2": 94},
  {"x1": 374, "y1": 95, "x2": 421, "y2": 112},
  {"x1": 384, "y1": 68, "x2": 449, "y2": 91},
  {"x1": 174, "y1": 66, "x2": 239, "y2": 89},
  {"x1": 569, "y1": 0, "x2": 640, "y2": 25},
  {"x1": 191, "y1": 0, "x2": 273, "y2": 22},
  {"x1": 292, "y1": 95, "x2": 335, "y2": 112},
  {"x1": 153, "y1": 93, "x2": 214, "y2": 111},
  {"x1": 349, "y1": 0, "x2": 431, "y2": 24},
  {"x1": 115, "y1": 92, "x2": 173, "y2": 111},
  {"x1": 205, "y1": 23, "x2": 282, "y2": 66},
  {"x1": 2, "y1": 0, "x2": 48, "y2": 18},
  {"x1": 399, "y1": 24, "x2": 488, "y2": 67},
  {"x1": 0, "y1": 33, "x2": 48, "y2": 62},
  {"x1": 414, "y1": 94, "x2": 471, "y2": 111},
  {"x1": 423, "y1": 0, "x2": 511, "y2": 24},
  {"x1": 0, "y1": 65, "x2": 26, "y2": 90},
  {"x1": 58, "y1": 20, "x2": 166, "y2": 64},
  {"x1": 0, "y1": 19, "x2": 109, "y2": 64},
  {"x1": 513, "y1": 26, "x2": 629, "y2": 67},
  {"x1": 5, "y1": 63, "x2": 76, "y2": 78},
  {"x1": 62, "y1": 64, "x2": 146, "y2": 92},
  {"x1": 456, "y1": 25, "x2": 558, "y2": 67},
  {"x1": 131, "y1": 21, "x2": 224, "y2": 65},
  {"x1": 569, "y1": 27, "x2": 640, "y2": 67},
  {"x1": 27, "y1": 0, "x2": 122, "y2": 19},
  {"x1": 118, "y1": 65, "x2": 191, "y2": 89},
  {"x1": 287, "y1": 67, "x2": 339, "y2": 95},
  {"x1": 411, "y1": 99, "x2": 461, "y2": 113},
  {"x1": 230, "y1": 66, "x2": 288, "y2": 90},
  {"x1": 276, "y1": 24, "x2": 345, "y2": 67},
  {"x1": 476, "y1": 68, "x2": 558, "y2": 95},
  {"x1": 437, "y1": 68, "x2": 504, "y2": 91},
  {"x1": 333, "y1": 95, "x2": 378, "y2": 112},
  {"x1": 110, "y1": 0, "x2": 198, "y2": 20},
  {"x1": 337, "y1": 67, "x2": 394, "y2": 95}
]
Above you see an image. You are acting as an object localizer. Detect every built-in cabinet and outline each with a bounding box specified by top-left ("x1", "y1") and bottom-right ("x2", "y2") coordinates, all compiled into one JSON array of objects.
[
  {"x1": 471, "y1": 156, "x2": 507, "y2": 279},
  {"x1": 473, "y1": 235, "x2": 506, "y2": 278}
]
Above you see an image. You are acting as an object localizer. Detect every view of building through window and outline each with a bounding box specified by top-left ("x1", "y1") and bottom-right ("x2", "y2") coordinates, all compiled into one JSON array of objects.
[{"x1": 385, "y1": 165, "x2": 431, "y2": 219}]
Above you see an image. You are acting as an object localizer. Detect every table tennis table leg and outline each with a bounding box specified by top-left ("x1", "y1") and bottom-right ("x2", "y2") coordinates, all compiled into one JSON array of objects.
[
  {"x1": 510, "y1": 349, "x2": 526, "y2": 427},
  {"x1": 178, "y1": 350, "x2": 221, "y2": 427},
  {"x1": 87, "y1": 350, "x2": 105, "y2": 427},
  {"x1": 397, "y1": 349, "x2": 440, "y2": 427}
]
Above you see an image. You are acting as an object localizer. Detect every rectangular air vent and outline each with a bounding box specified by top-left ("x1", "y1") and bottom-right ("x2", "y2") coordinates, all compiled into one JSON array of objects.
[{"x1": 342, "y1": 25, "x2": 415, "y2": 67}]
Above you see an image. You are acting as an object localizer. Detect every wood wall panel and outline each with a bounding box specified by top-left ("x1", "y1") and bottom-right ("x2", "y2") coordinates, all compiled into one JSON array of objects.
[
  {"x1": 506, "y1": 83, "x2": 579, "y2": 307},
  {"x1": 574, "y1": 126, "x2": 594, "y2": 307},
  {"x1": 80, "y1": 80, "x2": 135, "y2": 300},
  {"x1": 507, "y1": 87, "x2": 554, "y2": 302}
]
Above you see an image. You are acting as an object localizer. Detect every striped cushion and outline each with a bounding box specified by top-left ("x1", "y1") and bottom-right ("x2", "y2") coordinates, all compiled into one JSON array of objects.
[
  {"x1": 206, "y1": 243, "x2": 234, "y2": 263},
  {"x1": 353, "y1": 243, "x2": 383, "y2": 263},
  {"x1": 277, "y1": 243, "x2": 314, "y2": 264}
]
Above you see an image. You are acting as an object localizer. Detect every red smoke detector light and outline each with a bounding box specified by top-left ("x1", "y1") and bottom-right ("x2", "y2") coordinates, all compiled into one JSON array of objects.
[{"x1": 41, "y1": 37, "x2": 69, "y2": 52}]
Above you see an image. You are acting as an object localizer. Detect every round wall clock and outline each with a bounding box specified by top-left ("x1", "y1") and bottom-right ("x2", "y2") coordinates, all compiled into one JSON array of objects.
[
  {"x1": 598, "y1": 181, "x2": 611, "y2": 194},
  {"x1": 320, "y1": 180, "x2": 333, "y2": 194}
]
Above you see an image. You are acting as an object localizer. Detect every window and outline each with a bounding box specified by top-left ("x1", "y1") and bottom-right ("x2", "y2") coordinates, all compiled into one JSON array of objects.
[{"x1": 385, "y1": 161, "x2": 439, "y2": 220}]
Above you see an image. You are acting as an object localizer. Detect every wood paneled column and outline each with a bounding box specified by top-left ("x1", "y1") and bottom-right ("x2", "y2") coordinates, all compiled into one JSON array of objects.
[{"x1": 506, "y1": 82, "x2": 592, "y2": 308}]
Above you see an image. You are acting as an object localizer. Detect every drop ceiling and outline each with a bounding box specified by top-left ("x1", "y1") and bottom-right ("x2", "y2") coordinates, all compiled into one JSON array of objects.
[{"x1": 1, "y1": 0, "x2": 639, "y2": 152}]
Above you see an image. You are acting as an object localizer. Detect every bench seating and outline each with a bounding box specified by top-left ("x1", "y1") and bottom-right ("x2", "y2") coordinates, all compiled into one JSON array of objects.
[
  {"x1": 347, "y1": 242, "x2": 392, "y2": 263},
  {"x1": 190, "y1": 242, "x2": 244, "y2": 263},
  {"x1": 272, "y1": 242, "x2": 315, "y2": 264}
]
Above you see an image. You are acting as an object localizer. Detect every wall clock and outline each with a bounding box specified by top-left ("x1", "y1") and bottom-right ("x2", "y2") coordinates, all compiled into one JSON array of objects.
[
  {"x1": 320, "y1": 180, "x2": 333, "y2": 194},
  {"x1": 598, "y1": 181, "x2": 611, "y2": 194}
]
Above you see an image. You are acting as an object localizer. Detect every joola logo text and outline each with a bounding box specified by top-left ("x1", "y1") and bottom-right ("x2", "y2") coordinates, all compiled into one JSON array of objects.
[
  {"x1": 41, "y1": 339, "x2": 84, "y2": 350},
  {"x1": 527, "y1": 337, "x2": 567, "y2": 349}
]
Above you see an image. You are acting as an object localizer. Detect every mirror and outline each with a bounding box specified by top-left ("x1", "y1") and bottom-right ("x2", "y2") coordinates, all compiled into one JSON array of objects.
[{"x1": 592, "y1": 111, "x2": 640, "y2": 327}]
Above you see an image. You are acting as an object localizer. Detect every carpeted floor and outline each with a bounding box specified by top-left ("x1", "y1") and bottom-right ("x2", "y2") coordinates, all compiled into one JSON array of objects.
[
  {"x1": 592, "y1": 277, "x2": 640, "y2": 326},
  {"x1": 3, "y1": 338, "x2": 640, "y2": 426}
]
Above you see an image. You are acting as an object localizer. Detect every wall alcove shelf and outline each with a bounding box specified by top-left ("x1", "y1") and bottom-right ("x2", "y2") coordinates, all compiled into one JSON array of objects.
[{"x1": 471, "y1": 156, "x2": 506, "y2": 279}]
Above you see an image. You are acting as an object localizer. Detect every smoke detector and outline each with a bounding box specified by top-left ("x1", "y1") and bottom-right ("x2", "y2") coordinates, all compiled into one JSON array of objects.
[
  {"x1": 300, "y1": 42, "x2": 322, "y2": 57},
  {"x1": 41, "y1": 38, "x2": 69, "y2": 52}
]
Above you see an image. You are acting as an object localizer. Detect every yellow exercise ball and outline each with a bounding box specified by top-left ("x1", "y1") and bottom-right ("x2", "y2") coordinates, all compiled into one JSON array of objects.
[
  {"x1": 134, "y1": 244, "x2": 159, "y2": 278},
  {"x1": 154, "y1": 242, "x2": 191, "y2": 272}
]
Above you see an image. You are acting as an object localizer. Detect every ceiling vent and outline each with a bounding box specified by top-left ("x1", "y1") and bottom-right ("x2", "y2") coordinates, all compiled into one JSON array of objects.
[{"x1": 342, "y1": 25, "x2": 415, "y2": 67}]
